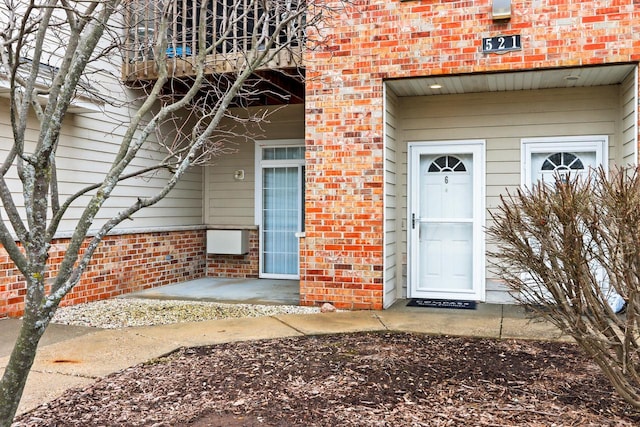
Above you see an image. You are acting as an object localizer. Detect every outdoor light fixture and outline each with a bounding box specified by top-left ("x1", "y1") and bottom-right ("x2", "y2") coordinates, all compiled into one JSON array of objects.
[
  {"x1": 492, "y1": 0, "x2": 511, "y2": 21},
  {"x1": 430, "y1": 84, "x2": 442, "y2": 89}
]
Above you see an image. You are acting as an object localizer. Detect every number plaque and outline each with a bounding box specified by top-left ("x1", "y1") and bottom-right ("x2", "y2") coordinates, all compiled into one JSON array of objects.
[{"x1": 482, "y1": 35, "x2": 521, "y2": 54}]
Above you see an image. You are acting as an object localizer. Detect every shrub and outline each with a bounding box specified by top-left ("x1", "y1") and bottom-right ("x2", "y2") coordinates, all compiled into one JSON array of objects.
[{"x1": 487, "y1": 167, "x2": 640, "y2": 408}]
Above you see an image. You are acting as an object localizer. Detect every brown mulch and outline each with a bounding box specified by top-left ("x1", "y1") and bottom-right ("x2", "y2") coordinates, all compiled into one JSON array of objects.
[{"x1": 13, "y1": 332, "x2": 640, "y2": 426}]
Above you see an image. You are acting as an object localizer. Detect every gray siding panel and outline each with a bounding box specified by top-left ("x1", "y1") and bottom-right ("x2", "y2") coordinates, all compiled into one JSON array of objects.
[
  {"x1": 384, "y1": 88, "x2": 399, "y2": 307},
  {"x1": 394, "y1": 85, "x2": 621, "y2": 303},
  {"x1": 0, "y1": 91, "x2": 204, "y2": 234},
  {"x1": 204, "y1": 104, "x2": 304, "y2": 226},
  {"x1": 620, "y1": 69, "x2": 638, "y2": 166}
]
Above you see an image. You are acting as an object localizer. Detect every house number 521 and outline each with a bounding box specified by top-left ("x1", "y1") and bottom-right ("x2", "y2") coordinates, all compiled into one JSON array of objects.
[{"x1": 482, "y1": 35, "x2": 521, "y2": 53}]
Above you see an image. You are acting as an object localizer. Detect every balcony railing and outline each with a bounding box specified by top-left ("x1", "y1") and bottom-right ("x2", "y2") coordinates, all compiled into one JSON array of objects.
[{"x1": 123, "y1": 0, "x2": 305, "y2": 82}]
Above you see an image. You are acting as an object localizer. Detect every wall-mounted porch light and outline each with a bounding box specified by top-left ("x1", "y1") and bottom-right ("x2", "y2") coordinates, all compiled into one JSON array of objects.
[
  {"x1": 233, "y1": 169, "x2": 245, "y2": 180},
  {"x1": 492, "y1": 0, "x2": 511, "y2": 21}
]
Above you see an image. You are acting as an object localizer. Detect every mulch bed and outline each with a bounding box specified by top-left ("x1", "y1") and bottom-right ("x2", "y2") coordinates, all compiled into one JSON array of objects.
[{"x1": 13, "y1": 332, "x2": 640, "y2": 426}]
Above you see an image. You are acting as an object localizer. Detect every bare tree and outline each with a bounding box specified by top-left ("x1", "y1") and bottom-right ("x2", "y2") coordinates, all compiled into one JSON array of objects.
[
  {"x1": 0, "y1": 0, "x2": 336, "y2": 423},
  {"x1": 487, "y1": 167, "x2": 640, "y2": 408}
]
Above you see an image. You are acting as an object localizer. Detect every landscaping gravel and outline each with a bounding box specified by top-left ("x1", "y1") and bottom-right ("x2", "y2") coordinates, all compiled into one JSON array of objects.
[{"x1": 51, "y1": 298, "x2": 321, "y2": 329}]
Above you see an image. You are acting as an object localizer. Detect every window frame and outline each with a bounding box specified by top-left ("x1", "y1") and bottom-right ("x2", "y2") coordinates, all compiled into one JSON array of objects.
[
  {"x1": 254, "y1": 139, "x2": 305, "y2": 279},
  {"x1": 521, "y1": 136, "x2": 609, "y2": 189}
]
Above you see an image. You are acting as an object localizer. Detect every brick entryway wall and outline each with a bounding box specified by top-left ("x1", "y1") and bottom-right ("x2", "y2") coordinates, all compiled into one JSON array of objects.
[
  {"x1": 0, "y1": 229, "x2": 207, "y2": 318},
  {"x1": 302, "y1": 0, "x2": 640, "y2": 309},
  {"x1": 206, "y1": 229, "x2": 260, "y2": 278}
]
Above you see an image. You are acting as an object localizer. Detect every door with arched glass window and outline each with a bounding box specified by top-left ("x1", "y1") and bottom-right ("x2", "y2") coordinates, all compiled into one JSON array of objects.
[
  {"x1": 522, "y1": 136, "x2": 607, "y2": 189},
  {"x1": 521, "y1": 136, "x2": 611, "y2": 304},
  {"x1": 408, "y1": 141, "x2": 485, "y2": 301}
]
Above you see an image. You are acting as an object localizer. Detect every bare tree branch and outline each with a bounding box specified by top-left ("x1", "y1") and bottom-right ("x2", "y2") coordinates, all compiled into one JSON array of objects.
[{"x1": 0, "y1": 1, "x2": 341, "y2": 422}]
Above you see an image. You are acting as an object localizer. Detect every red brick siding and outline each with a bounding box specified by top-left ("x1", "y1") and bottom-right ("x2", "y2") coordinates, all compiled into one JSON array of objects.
[
  {"x1": 206, "y1": 229, "x2": 259, "y2": 278},
  {"x1": 302, "y1": 0, "x2": 640, "y2": 309},
  {"x1": 0, "y1": 230, "x2": 206, "y2": 318}
]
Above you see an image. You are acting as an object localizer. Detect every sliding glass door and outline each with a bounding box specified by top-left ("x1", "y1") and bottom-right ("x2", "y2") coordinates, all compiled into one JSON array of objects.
[{"x1": 258, "y1": 143, "x2": 305, "y2": 278}]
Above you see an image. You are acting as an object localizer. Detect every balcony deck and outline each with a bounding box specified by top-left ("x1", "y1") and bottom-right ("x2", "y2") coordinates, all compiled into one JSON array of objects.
[
  {"x1": 122, "y1": 0, "x2": 305, "y2": 106},
  {"x1": 122, "y1": 47, "x2": 303, "y2": 81}
]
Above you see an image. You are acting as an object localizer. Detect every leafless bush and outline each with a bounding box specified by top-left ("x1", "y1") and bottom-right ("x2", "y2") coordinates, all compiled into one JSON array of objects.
[{"x1": 487, "y1": 167, "x2": 640, "y2": 408}]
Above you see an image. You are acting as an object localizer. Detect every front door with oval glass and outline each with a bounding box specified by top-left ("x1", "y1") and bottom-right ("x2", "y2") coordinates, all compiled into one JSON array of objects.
[
  {"x1": 521, "y1": 136, "x2": 610, "y2": 304},
  {"x1": 408, "y1": 141, "x2": 485, "y2": 301}
]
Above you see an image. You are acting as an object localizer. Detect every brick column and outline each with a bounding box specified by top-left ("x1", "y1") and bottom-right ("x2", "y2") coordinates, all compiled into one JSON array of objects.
[{"x1": 301, "y1": 0, "x2": 640, "y2": 310}]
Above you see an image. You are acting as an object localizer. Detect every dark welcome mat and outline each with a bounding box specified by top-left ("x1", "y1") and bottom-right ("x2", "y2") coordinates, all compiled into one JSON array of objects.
[{"x1": 407, "y1": 298, "x2": 477, "y2": 310}]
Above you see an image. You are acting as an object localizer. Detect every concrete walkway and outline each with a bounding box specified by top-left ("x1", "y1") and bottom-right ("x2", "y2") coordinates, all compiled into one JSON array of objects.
[{"x1": 0, "y1": 302, "x2": 568, "y2": 416}]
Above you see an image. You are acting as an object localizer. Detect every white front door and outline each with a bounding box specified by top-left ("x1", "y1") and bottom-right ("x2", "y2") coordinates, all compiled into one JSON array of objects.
[
  {"x1": 408, "y1": 141, "x2": 485, "y2": 300},
  {"x1": 520, "y1": 136, "x2": 613, "y2": 304}
]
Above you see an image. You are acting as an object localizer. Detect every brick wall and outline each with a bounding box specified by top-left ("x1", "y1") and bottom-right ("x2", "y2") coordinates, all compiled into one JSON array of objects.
[
  {"x1": 302, "y1": 0, "x2": 640, "y2": 309},
  {"x1": 0, "y1": 229, "x2": 206, "y2": 318},
  {"x1": 206, "y1": 229, "x2": 259, "y2": 278}
]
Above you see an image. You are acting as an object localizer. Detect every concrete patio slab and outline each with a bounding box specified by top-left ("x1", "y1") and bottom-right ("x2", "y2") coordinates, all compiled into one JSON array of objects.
[{"x1": 123, "y1": 278, "x2": 300, "y2": 306}]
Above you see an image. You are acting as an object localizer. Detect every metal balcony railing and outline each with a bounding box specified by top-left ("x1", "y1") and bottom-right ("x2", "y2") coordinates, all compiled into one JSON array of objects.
[{"x1": 122, "y1": 0, "x2": 304, "y2": 81}]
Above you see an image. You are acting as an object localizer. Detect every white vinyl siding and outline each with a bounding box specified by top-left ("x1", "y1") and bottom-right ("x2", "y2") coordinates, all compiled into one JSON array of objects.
[
  {"x1": 0, "y1": 95, "x2": 204, "y2": 235},
  {"x1": 620, "y1": 68, "x2": 638, "y2": 166},
  {"x1": 204, "y1": 105, "x2": 304, "y2": 226},
  {"x1": 394, "y1": 85, "x2": 622, "y2": 303},
  {"x1": 206, "y1": 140, "x2": 256, "y2": 226},
  {"x1": 383, "y1": 86, "x2": 399, "y2": 307}
]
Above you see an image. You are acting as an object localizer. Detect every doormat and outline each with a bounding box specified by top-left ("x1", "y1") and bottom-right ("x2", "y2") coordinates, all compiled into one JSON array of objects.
[{"x1": 407, "y1": 298, "x2": 477, "y2": 310}]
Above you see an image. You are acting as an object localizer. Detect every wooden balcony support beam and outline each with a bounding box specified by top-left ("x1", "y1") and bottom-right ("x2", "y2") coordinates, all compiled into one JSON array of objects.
[{"x1": 254, "y1": 69, "x2": 305, "y2": 104}]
